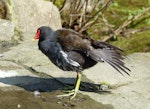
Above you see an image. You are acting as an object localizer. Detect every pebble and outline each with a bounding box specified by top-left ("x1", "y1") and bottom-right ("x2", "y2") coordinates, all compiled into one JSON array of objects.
[
  {"x1": 34, "y1": 90, "x2": 41, "y2": 97},
  {"x1": 17, "y1": 104, "x2": 21, "y2": 108},
  {"x1": 0, "y1": 54, "x2": 3, "y2": 58},
  {"x1": 99, "y1": 84, "x2": 109, "y2": 90}
]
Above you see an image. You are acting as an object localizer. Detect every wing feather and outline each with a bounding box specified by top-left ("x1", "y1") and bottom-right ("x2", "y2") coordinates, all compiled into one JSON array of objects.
[
  {"x1": 55, "y1": 28, "x2": 130, "y2": 75},
  {"x1": 89, "y1": 48, "x2": 130, "y2": 75}
]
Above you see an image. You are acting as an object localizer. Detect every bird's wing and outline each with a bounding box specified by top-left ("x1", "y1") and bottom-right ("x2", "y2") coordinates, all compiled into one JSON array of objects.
[
  {"x1": 39, "y1": 40, "x2": 81, "y2": 71},
  {"x1": 89, "y1": 40, "x2": 131, "y2": 75},
  {"x1": 91, "y1": 40, "x2": 123, "y2": 51},
  {"x1": 56, "y1": 29, "x2": 130, "y2": 75},
  {"x1": 89, "y1": 47, "x2": 130, "y2": 75},
  {"x1": 56, "y1": 29, "x2": 92, "y2": 52}
]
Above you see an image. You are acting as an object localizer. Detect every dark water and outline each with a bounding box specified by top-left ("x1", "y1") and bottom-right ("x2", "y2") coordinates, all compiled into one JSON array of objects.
[{"x1": 0, "y1": 90, "x2": 114, "y2": 109}]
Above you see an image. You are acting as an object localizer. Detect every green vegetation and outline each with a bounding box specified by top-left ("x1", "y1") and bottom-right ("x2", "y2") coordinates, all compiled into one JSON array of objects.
[
  {"x1": 51, "y1": 0, "x2": 150, "y2": 54},
  {"x1": 110, "y1": 31, "x2": 150, "y2": 54},
  {"x1": 109, "y1": 0, "x2": 150, "y2": 54},
  {"x1": 90, "y1": 0, "x2": 150, "y2": 54}
]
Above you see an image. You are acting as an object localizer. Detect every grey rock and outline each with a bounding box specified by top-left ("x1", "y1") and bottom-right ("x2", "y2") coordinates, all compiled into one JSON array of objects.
[
  {"x1": 0, "y1": 19, "x2": 14, "y2": 41},
  {"x1": 0, "y1": 60, "x2": 65, "y2": 92},
  {"x1": 0, "y1": 31, "x2": 150, "y2": 109},
  {"x1": 6, "y1": 0, "x2": 61, "y2": 40},
  {"x1": 82, "y1": 53, "x2": 150, "y2": 109},
  {"x1": 2, "y1": 40, "x2": 76, "y2": 84},
  {"x1": 34, "y1": 90, "x2": 41, "y2": 97},
  {"x1": 99, "y1": 84, "x2": 109, "y2": 90},
  {"x1": 0, "y1": 54, "x2": 3, "y2": 57},
  {"x1": 84, "y1": 78, "x2": 150, "y2": 109},
  {"x1": 83, "y1": 53, "x2": 150, "y2": 85}
]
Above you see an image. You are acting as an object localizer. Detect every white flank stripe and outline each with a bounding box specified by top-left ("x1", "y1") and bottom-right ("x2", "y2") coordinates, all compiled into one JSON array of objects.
[{"x1": 60, "y1": 51, "x2": 80, "y2": 67}]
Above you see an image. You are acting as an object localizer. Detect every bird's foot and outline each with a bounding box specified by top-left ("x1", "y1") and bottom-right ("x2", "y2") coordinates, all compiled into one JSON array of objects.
[
  {"x1": 56, "y1": 89, "x2": 78, "y2": 100},
  {"x1": 99, "y1": 82, "x2": 109, "y2": 90},
  {"x1": 56, "y1": 72, "x2": 81, "y2": 100}
]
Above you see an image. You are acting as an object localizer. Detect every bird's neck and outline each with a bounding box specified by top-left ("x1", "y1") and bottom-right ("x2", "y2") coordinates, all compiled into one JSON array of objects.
[{"x1": 39, "y1": 31, "x2": 56, "y2": 42}]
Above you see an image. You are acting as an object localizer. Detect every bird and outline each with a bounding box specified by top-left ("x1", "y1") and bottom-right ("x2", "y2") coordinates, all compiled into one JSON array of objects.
[{"x1": 33, "y1": 26, "x2": 130, "y2": 99}]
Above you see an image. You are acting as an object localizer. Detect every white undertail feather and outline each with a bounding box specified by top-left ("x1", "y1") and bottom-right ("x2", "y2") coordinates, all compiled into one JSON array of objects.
[{"x1": 60, "y1": 51, "x2": 80, "y2": 67}]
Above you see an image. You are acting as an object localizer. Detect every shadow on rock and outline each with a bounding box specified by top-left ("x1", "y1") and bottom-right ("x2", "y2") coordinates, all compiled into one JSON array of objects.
[
  {"x1": 0, "y1": 76, "x2": 64, "y2": 92},
  {"x1": 0, "y1": 76, "x2": 111, "y2": 94}
]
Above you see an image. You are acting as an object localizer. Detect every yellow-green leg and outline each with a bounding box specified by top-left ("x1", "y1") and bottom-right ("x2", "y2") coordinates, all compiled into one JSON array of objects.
[{"x1": 56, "y1": 72, "x2": 82, "y2": 100}]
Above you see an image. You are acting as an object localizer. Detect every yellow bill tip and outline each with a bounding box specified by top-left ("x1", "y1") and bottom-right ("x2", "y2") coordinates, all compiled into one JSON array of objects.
[{"x1": 32, "y1": 38, "x2": 36, "y2": 41}]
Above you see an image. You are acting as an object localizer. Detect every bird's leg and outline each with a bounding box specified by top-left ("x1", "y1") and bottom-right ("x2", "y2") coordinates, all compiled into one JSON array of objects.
[
  {"x1": 56, "y1": 72, "x2": 82, "y2": 100},
  {"x1": 71, "y1": 72, "x2": 82, "y2": 99}
]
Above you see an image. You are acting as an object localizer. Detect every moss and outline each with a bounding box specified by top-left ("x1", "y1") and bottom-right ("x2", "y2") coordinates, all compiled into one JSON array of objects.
[
  {"x1": 99, "y1": 0, "x2": 150, "y2": 54},
  {"x1": 12, "y1": 27, "x2": 23, "y2": 41},
  {"x1": 117, "y1": 0, "x2": 149, "y2": 9},
  {"x1": 110, "y1": 30, "x2": 150, "y2": 54},
  {"x1": 5, "y1": 0, "x2": 13, "y2": 20}
]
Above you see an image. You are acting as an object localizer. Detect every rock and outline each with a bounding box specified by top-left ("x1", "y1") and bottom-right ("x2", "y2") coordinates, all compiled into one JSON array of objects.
[
  {"x1": 2, "y1": 39, "x2": 76, "y2": 84},
  {"x1": 0, "y1": 60, "x2": 36, "y2": 87},
  {"x1": 2, "y1": 40, "x2": 49, "y2": 66},
  {"x1": 5, "y1": 0, "x2": 61, "y2": 40},
  {"x1": 83, "y1": 53, "x2": 150, "y2": 85},
  {"x1": 2, "y1": 37, "x2": 150, "y2": 86},
  {"x1": 0, "y1": 54, "x2": 3, "y2": 58},
  {"x1": 0, "y1": 60, "x2": 65, "y2": 91},
  {"x1": 84, "y1": 77, "x2": 150, "y2": 109},
  {"x1": 0, "y1": 31, "x2": 150, "y2": 109},
  {"x1": 33, "y1": 90, "x2": 41, "y2": 97},
  {"x1": 82, "y1": 53, "x2": 150, "y2": 109},
  {"x1": 0, "y1": 19, "x2": 14, "y2": 41}
]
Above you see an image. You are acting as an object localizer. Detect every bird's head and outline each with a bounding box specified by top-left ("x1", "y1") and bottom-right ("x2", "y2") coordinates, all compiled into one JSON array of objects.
[{"x1": 33, "y1": 26, "x2": 54, "y2": 41}]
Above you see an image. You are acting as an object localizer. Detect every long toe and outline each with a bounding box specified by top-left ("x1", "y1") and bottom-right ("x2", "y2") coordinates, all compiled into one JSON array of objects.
[{"x1": 56, "y1": 89, "x2": 78, "y2": 100}]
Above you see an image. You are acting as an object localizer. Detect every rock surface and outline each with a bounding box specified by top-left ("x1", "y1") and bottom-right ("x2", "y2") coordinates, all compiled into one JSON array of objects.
[
  {"x1": 0, "y1": 0, "x2": 150, "y2": 108},
  {"x1": 2, "y1": 0, "x2": 61, "y2": 41},
  {"x1": 0, "y1": 37, "x2": 150, "y2": 109},
  {"x1": 0, "y1": 19, "x2": 14, "y2": 41},
  {"x1": 7, "y1": 0, "x2": 61, "y2": 32},
  {"x1": 83, "y1": 53, "x2": 150, "y2": 109}
]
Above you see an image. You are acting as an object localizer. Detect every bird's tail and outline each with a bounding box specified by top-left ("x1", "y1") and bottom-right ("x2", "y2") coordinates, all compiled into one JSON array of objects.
[{"x1": 88, "y1": 48, "x2": 131, "y2": 75}]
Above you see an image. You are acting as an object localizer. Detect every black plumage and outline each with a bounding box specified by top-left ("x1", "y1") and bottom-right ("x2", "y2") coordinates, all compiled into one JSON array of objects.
[{"x1": 33, "y1": 26, "x2": 130, "y2": 99}]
